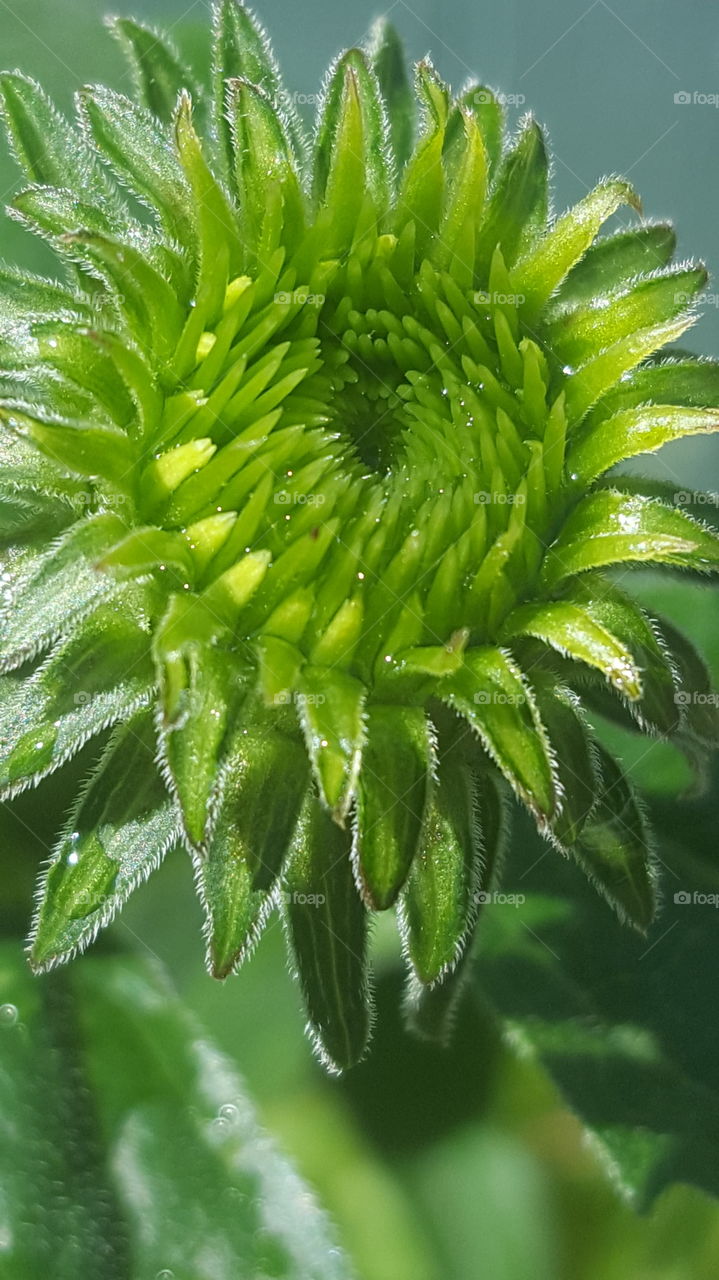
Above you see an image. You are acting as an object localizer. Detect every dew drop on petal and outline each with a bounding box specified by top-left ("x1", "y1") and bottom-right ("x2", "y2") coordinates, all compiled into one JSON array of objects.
[{"x1": 0, "y1": 1004, "x2": 18, "y2": 1027}]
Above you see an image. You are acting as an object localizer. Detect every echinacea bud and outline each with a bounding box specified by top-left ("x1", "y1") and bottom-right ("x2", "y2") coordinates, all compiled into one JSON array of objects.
[{"x1": 1, "y1": 3, "x2": 718, "y2": 1071}]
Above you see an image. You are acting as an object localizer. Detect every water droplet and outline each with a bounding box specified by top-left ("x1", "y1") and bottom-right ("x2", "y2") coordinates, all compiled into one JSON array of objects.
[
  {"x1": 0, "y1": 1004, "x2": 18, "y2": 1027},
  {"x1": 562, "y1": 364, "x2": 575, "y2": 376},
  {"x1": 219, "y1": 1103, "x2": 238, "y2": 1122},
  {"x1": 357, "y1": 571, "x2": 365, "y2": 580}
]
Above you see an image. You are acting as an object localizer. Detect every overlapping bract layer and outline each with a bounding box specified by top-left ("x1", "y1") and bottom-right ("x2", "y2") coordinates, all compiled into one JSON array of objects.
[{"x1": 1, "y1": 4, "x2": 718, "y2": 1070}]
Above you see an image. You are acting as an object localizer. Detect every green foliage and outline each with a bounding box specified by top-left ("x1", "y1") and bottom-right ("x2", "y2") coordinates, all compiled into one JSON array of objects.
[
  {"x1": 0, "y1": 2, "x2": 718, "y2": 1076},
  {"x1": 0, "y1": 943, "x2": 351, "y2": 1278}
]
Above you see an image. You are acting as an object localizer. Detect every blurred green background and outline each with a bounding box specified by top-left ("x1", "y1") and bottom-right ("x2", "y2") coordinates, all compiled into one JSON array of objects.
[{"x1": 1, "y1": 3, "x2": 719, "y2": 1278}]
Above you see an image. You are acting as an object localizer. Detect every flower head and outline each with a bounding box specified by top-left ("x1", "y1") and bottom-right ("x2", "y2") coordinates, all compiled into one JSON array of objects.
[{"x1": 1, "y1": 4, "x2": 718, "y2": 1069}]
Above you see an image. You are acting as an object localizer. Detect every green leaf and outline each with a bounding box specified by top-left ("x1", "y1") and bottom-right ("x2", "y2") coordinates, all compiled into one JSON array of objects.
[
  {"x1": 313, "y1": 50, "x2": 390, "y2": 250},
  {"x1": 366, "y1": 18, "x2": 414, "y2": 170},
  {"x1": 476, "y1": 117, "x2": 548, "y2": 272},
  {"x1": 401, "y1": 733, "x2": 481, "y2": 983},
  {"x1": 226, "y1": 78, "x2": 305, "y2": 249},
  {"x1": 446, "y1": 84, "x2": 504, "y2": 178},
  {"x1": 542, "y1": 491, "x2": 719, "y2": 586},
  {"x1": 0, "y1": 428, "x2": 86, "y2": 508},
  {"x1": 30, "y1": 713, "x2": 180, "y2": 970},
  {"x1": 97, "y1": 527, "x2": 194, "y2": 578},
  {"x1": 34, "y1": 321, "x2": 137, "y2": 429},
  {"x1": 110, "y1": 17, "x2": 199, "y2": 124},
  {"x1": 212, "y1": 0, "x2": 305, "y2": 175},
  {"x1": 61, "y1": 229, "x2": 185, "y2": 364},
  {"x1": 3, "y1": 406, "x2": 135, "y2": 485},
  {"x1": 563, "y1": 314, "x2": 696, "y2": 423},
  {"x1": 199, "y1": 717, "x2": 309, "y2": 977},
  {"x1": 0, "y1": 512, "x2": 128, "y2": 672},
  {"x1": 0, "y1": 489, "x2": 73, "y2": 542},
  {"x1": 573, "y1": 747, "x2": 656, "y2": 931},
  {"x1": 578, "y1": 586, "x2": 680, "y2": 735},
  {"x1": 175, "y1": 90, "x2": 243, "y2": 319},
  {"x1": 657, "y1": 616, "x2": 719, "y2": 745},
  {"x1": 530, "y1": 677, "x2": 596, "y2": 846},
  {"x1": 568, "y1": 404, "x2": 719, "y2": 484},
  {"x1": 0, "y1": 946, "x2": 351, "y2": 1277},
  {"x1": 0, "y1": 72, "x2": 120, "y2": 207},
  {"x1": 395, "y1": 59, "x2": 449, "y2": 258},
  {"x1": 354, "y1": 705, "x2": 432, "y2": 909},
  {"x1": 550, "y1": 266, "x2": 707, "y2": 367},
  {"x1": 474, "y1": 846, "x2": 719, "y2": 1208},
  {"x1": 551, "y1": 222, "x2": 676, "y2": 313},
  {"x1": 12, "y1": 182, "x2": 114, "y2": 240},
  {"x1": 442, "y1": 647, "x2": 557, "y2": 823},
  {"x1": 438, "y1": 109, "x2": 487, "y2": 281},
  {"x1": 0, "y1": 593, "x2": 154, "y2": 797},
  {"x1": 502, "y1": 599, "x2": 643, "y2": 699},
  {"x1": 407, "y1": 767, "x2": 504, "y2": 1042},
  {"x1": 78, "y1": 86, "x2": 194, "y2": 247},
  {"x1": 586, "y1": 355, "x2": 719, "y2": 424},
  {"x1": 515, "y1": 178, "x2": 640, "y2": 320},
  {"x1": 282, "y1": 793, "x2": 371, "y2": 1072},
  {"x1": 297, "y1": 666, "x2": 366, "y2": 820},
  {"x1": 157, "y1": 637, "x2": 240, "y2": 849}
]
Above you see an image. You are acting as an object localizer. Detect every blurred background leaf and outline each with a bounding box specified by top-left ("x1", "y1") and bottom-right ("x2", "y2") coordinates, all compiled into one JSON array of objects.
[{"x1": 0, "y1": 943, "x2": 352, "y2": 1279}]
